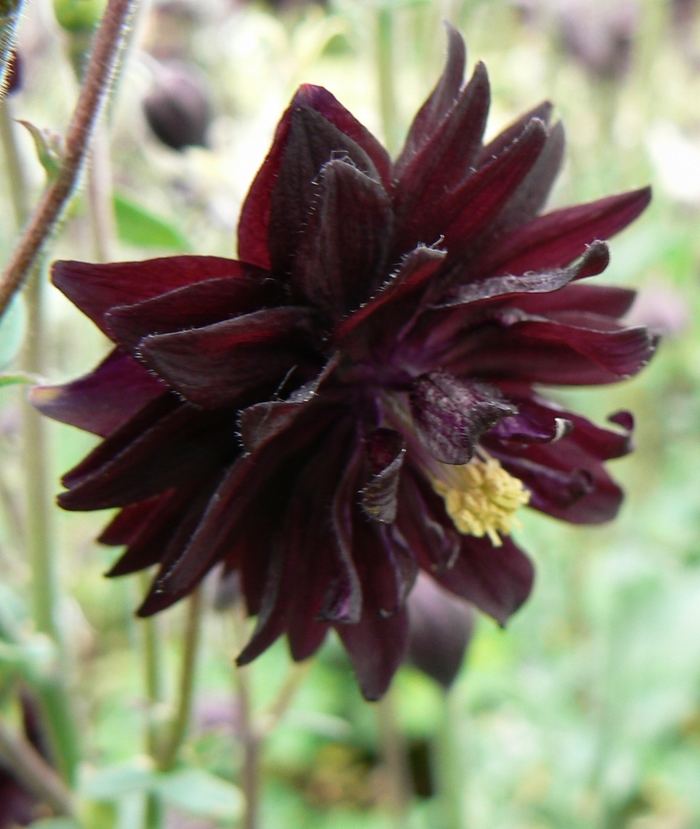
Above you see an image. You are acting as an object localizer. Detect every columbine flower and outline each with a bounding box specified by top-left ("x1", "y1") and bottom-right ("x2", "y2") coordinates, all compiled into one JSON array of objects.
[{"x1": 33, "y1": 29, "x2": 656, "y2": 699}]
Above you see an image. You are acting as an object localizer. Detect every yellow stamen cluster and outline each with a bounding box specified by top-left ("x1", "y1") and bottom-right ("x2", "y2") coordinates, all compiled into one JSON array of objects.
[{"x1": 432, "y1": 457, "x2": 531, "y2": 546}]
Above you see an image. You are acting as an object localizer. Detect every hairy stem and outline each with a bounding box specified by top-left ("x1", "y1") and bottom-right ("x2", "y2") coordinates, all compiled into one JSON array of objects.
[
  {"x1": 0, "y1": 0, "x2": 23, "y2": 98},
  {"x1": 0, "y1": 0, "x2": 137, "y2": 318},
  {"x1": 0, "y1": 716, "x2": 76, "y2": 818},
  {"x1": 157, "y1": 587, "x2": 203, "y2": 771}
]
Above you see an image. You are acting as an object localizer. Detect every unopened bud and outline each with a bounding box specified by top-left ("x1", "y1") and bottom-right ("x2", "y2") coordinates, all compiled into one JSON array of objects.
[
  {"x1": 143, "y1": 60, "x2": 212, "y2": 151},
  {"x1": 53, "y1": 0, "x2": 106, "y2": 34}
]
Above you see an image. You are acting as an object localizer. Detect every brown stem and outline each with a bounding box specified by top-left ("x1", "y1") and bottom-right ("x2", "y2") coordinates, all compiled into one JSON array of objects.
[
  {"x1": 0, "y1": 716, "x2": 76, "y2": 818},
  {"x1": 0, "y1": 0, "x2": 137, "y2": 318},
  {"x1": 376, "y1": 688, "x2": 412, "y2": 824}
]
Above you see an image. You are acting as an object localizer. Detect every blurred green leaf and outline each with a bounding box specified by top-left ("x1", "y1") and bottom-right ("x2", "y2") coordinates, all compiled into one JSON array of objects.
[
  {"x1": 114, "y1": 193, "x2": 192, "y2": 252},
  {"x1": 18, "y1": 120, "x2": 62, "y2": 178},
  {"x1": 81, "y1": 761, "x2": 154, "y2": 801},
  {"x1": 0, "y1": 371, "x2": 36, "y2": 387},
  {"x1": 0, "y1": 291, "x2": 25, "y2": 369},
  {"x1": 28, "y1": 820, "x2": 80, "y2": 829},
  {"x1": 152, "y1": 768, "x2": 243, "y2": 821}
]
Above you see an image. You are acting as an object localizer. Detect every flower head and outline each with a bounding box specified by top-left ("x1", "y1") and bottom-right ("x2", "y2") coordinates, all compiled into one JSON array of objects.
[{"x1": 33, "y1": 29, "x2": 656, "y2": 699}]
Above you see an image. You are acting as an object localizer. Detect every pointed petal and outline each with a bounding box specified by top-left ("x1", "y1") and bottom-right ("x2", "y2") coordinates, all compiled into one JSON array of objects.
[
  {"x1": 52, "y1": 257, "x2": 250, "y2": 336},
  {"x1": 268, "y1": 106, "x2": 380, "y2": 277},
  {"x1": 361, "y1": 428, "x2": 406, "y2": 523},
  {"x1": 337, "y1": 607, "x2": 409, "y2": 701},
  {"x1": 410, "y1": 373, "x2": 516, "y2": 465},
  {"x1": 478, "y1": 100, "x2": 553, "y2": 162},
  {"x1": 138, "y1": 306, "x2": 319, "y2": 408},
  {"x1": 291, "y1": 159, "x2": 392, "y2": 319},
  {"x1": 334, "y1": 246, "x2": 446, "y2": 342},
  {"x1": 105, "y1": 272, "x2": 279, "y2": 351},
  {"x1": 394, "y1": 24, "x2": 466, "y2": 178},
  {"x1": 435, "y1": 535, "x2": 534, "y2": 625},
  {"x1": 59, "y1": 403, "x2": 238, "y2": 510},
  {"x1": 516, "y1": 282, "x2": 636, "y2": 318},
  {"x1": 482, "y1": 187, "x2": 652, "y2": 276},
  {"x1": 407, "y1": 574, "x2": 474, "y2": 689},
  {"x1": 393, "y1": 62, "x2": 490, "y2": 250},
  {"x1": 30, "y1": 349, "x2": 168, "y2": 437},
  {"x1": 237, "y1": 85, "x2": 391, "y2": 270}
]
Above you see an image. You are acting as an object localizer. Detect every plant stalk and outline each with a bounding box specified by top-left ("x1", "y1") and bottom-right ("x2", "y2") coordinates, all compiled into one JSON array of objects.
[
  {"x1": 0, "y1": 0, "x2": 138, "y2": 317},
  {"x1": 376, "y1": 685, "x2": 412, "y2": 826},
  {"x1": 376, "y1": 7, "x2": 399, "y2": 156},
  {"x1": 157, "y1": 587, "x2": 203, "y2": 771}
]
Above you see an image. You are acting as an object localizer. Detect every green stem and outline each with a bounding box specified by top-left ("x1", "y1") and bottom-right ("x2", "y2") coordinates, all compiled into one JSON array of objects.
[
  {"x1": 434, "y1": 688, "x2": 464, "y2": 829},
  {"x1": 0, "y1": 98, "x2": 29, "y2": 225},
  {"x1": 0, "y1": 715, "x2": 77, "y2": 818},
  {"x1": 376, "y1": 686, "x2": 412, "y2": 825},
  {"x1": 376, "y1": 7, "x2": 399, "y2": 156},
  {"x1": 157, "y1": 587, "x2": 203, "y2": 771}
]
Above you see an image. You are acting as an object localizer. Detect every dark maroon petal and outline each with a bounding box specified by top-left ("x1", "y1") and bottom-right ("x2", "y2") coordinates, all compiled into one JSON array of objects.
[
  {"x1": 393, "y1": 62, "x2": 490, "y2": 250},
  {"x1": 482, "y1": 186, "x2": 652, "y2": 276},
  {"x1": 237, "y1": 85, "x2": 391, "y2": 271},
  {"x1": 443, "y1": 241, "x2": 609, "y2": 312},
  {"x1": 52, "y1": 256, "x2": 250, "y2": 336},
  {"x1": 410, "y1": 372, "x2": 516, "y2": 465},
  {"x1": 322, "y1": 437, "x2": 364, "y2": 623},
  {"x1": 490, "y1": 120, "x2": 565, "y2": 232},
  {"x1": 235, "y1": 545, "x2": 287, "y2": 664},
  {"x1": 393, "y1": 24, "x2": 466, "y2": 179},
  {"x1": 440, "y1": 118, "x2": 548, "y2": 252},
  {"x1": 149, "y1": 401, "x2": 341, "y2": 602},
  {"x1": 400, "y1": 117, "x2": 547, "y2": 255},
  {"x1": 478, "y1": 100, "x2": 553, "y2": 163},
  {"x1": 336, "y1": 607, "x2": 409, "y2": 701},
  {"x1": 139, "y1": 306, "x2": 319, "y2": 408},
  {"x1": 105, "y1": 273, "x2": 279, "y2": 352},
  {"x1": 490, "y1": 397, "x2": 573, "y2": 445},
  {"x1": 515, "y1": 282, "x2": 636, "y2": 318},
  {"x1": 396, "y1": 470, "x2": 461, "y2": 574},
  {"x1": 434, "y1": 535, "x2": 534, "y2": 625},
  {"x1": 268, "y1": 106, "x2": 380, "y2": 278},
  {"x1": 406, "y1": 574, "x2": 474, "y2": 689},
  {"x1": 361, "y1": 428, "x2": 406, "y2": 523},
  {"x1": 99, "y1": 493, "x2": 169, "y2": 546},
  {"x1": 59, "y1": 404, "x2": 238, "y2": 510},
  {"x1": 334, "y1": 246, "x2": 446, "y2": 343},
  {"x1": 291, "y1": 159, "x2": 392, "y2": 319},
  {"x1": 30, "y1": 349, "x2": 168, "y2": 437}
]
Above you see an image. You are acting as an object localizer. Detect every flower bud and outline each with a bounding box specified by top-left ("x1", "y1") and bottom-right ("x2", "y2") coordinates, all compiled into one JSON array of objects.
[
  {"x1": 53, "y1": 0, "x2": 106, "y2": 34},
  {"x1": 143, "y1": 60, "x2": 212, "y2": 151}
]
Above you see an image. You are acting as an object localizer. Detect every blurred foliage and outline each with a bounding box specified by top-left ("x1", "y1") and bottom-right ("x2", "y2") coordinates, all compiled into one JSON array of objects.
[{"x1": 2, "y1": 0, "x2": 700, "y2": 827}]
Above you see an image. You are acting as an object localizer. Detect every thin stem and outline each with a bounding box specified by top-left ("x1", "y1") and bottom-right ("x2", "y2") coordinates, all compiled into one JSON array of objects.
[
  {"x1": 157, "y1": 587, "x2": 203, "y2": 771},
  {"x1": 0, "y1": 98, "x2": 29, "y2": 225},
  {"x1": 0, "y1": 0, "x2": 138, "y2": 318},
  {"x1": 0, "y1": 715, "x2": 76, "y2": 818},
  {"x1": 376, "y1": 7, "x2": 399, "y2": 156},
  {"x1": 0, "y1": 1, "x2": 23, "y2": 97},
  {"x1": 230, "y1": 601, "x2": 260, "y2": 829},
  {"x1": 87, "y1": 115, "x2": 117, "y2": 262},
  {"x1": 376, "y1": 686, "x2": 412, "y2": 825},
  {"x1": 259, "y1": 661, "x2": 311, "y2": 736},
  {"x1": 434, "y1": 688, "x2": 464, "y2": 829}
]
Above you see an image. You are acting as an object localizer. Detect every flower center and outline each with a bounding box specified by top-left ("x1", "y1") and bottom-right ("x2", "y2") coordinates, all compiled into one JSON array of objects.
[{"x1": 431, "y1": 457, "x2": 530, "y2": 546}]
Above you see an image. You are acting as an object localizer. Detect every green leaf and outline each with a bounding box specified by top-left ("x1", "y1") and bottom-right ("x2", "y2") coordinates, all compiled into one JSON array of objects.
[
  {"x1": 18, "y1": 120, "x2": 62, "y2": 178},
  {"x1": 0, "y1": 291, "x2": 26, "y2": 369},
  {"x1": 153, "y1": 768, "x2": 243, "y2": 821},
  {"x1": 28, "y1": 820, "x2": 80, "y2": 829},
  {"x1": 81, "y1": 760, "x2": 155, "y2": 801},
  {"x1": 114, "y1": 193, "x2": 192, "y2": 252}
]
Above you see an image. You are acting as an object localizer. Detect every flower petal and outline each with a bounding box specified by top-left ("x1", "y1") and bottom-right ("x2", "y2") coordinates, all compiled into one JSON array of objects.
[
  {"x1": 105, "y1": 273, "x2": 280, "y2": 352},
  {"x1": 406, "y1": 573, "x2": 474, "y2": 689},
  {"x1": 139, "y1": 306, "x2": 319, "y2": 408},
  {"x1": 434, "y1": 534, "x2": 534, "y2": 625},
  {"x1": 291, "y1": 159, "x2": 392, "y2": 320},
  {"x1": 268, "y1": 106, "x2": 381, "y2": 278},
  {"x1": 394, "y1": 24, "x2": 466, "y2": 178},
  {"x1": 336, "y1": 607, "x2": 409, "y2": 701},
  {"x1": 59, "y1": 402, "x2": 239, "y2": 510},
  {"x1": 482, "y1": 186, "x2": 652, "y2": 275},
  {"x1": 410, "y1": 372, "x2": 516, "y2": 465},
  {"x1": 360, "y1": 428, "x2": 406, "y2": 523},
  {"x1": 30, "y1": 349, "x2": 167, "y2": 437},
  {"x1": 52, "y1": 256, "x2": 250, "y2": 336},
  {"x1": 237, "y1": 85, "x2": 391, "y2": 270},
  {"x1": 393, "y1": 62, "x2": 490, "y2": 235}
]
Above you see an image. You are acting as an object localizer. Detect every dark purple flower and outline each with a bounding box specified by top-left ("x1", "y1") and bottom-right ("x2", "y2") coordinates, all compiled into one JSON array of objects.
[{"x1": 33, "y1": 29, "x2": 656, "y2": 700}]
